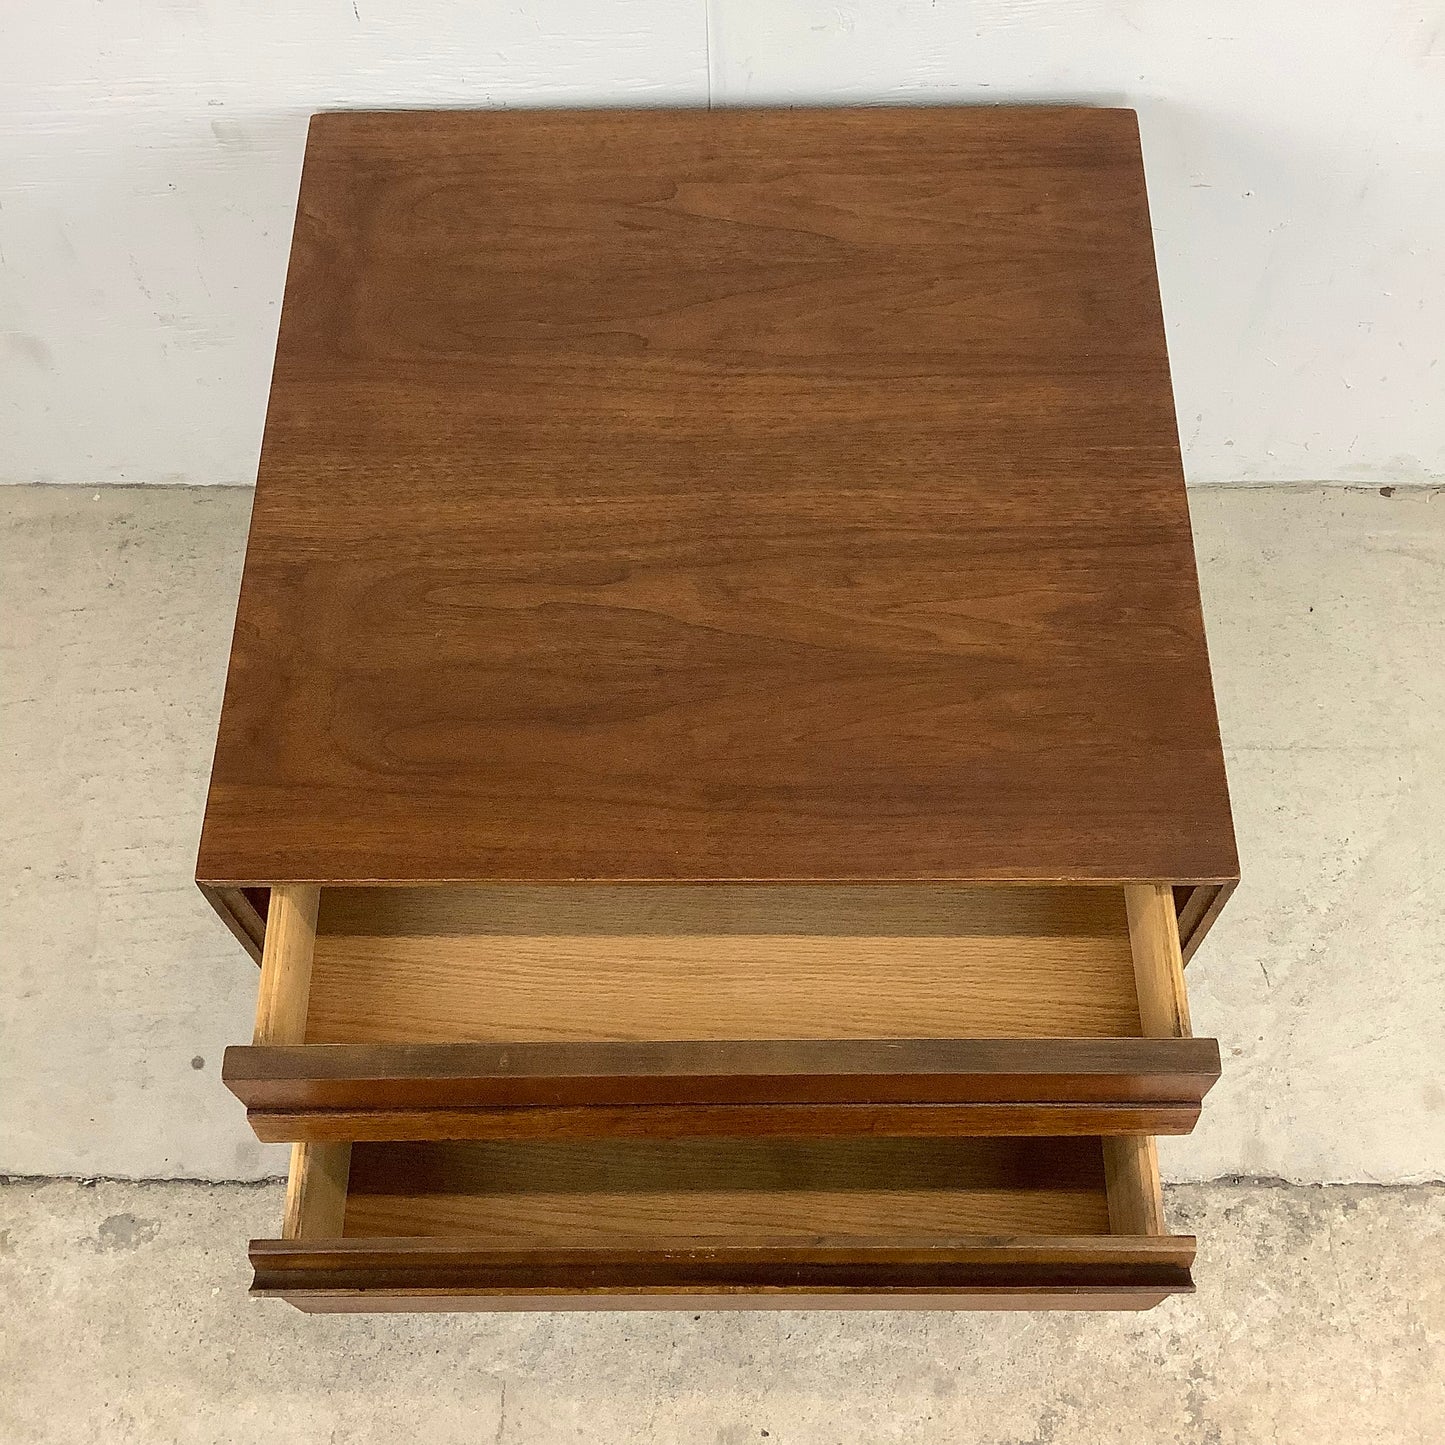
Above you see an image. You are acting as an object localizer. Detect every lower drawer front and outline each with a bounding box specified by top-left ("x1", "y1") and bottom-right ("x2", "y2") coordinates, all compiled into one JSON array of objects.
[{"x1": 252, "y1": 1135, "x2": 1192, "y2": 1312}]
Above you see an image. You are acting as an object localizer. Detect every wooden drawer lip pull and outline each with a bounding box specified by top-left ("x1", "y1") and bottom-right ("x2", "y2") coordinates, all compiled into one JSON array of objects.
[
  {"x1": 249, "y1": 1235, "x2": 1196, "y2": 1299},
  {"x1": 223, "y1": 1037, "x2": 1220, "y2": 1110},
  {"x1": 242, "y1": 1101, "x2": 1204, "y2": 1143}
]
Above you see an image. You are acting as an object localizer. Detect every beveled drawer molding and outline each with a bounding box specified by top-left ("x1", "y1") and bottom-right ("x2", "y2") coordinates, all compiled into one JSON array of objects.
[
  {"x1": 251, "y1": 1134, "x2": 1192, "y2": 1313},
  {"x1": 227, "y1": 1037, "x2": 1220, "y2": 1141},
  {"x1": 222, "y1": 882, "x2": 1217, "y2": 1142}
]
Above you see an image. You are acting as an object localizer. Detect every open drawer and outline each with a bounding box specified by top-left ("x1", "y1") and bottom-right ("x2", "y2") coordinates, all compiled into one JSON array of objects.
[
  {"x1": 222, "y1": 883, "x2": 1217, "y2": 1140},
  {"x1": 251, "y1": 1132, "x2": 1190, "y2": 1311}
]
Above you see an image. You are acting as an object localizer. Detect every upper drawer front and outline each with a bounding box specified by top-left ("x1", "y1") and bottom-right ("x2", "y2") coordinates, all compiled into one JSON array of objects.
[{"x1": 223, "y1": 882, "x2": 1216, "y2": 1140}]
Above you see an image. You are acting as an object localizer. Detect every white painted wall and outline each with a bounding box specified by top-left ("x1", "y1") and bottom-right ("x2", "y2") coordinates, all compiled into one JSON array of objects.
[{"x1": 2, "y1": 1, "x2": 1442, "y2": 486}]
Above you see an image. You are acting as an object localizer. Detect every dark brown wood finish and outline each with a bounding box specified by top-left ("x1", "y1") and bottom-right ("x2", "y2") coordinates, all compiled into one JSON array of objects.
[
  {"x1": 225, "y1": 1037, "x2": 1219, "y2": 1140},
  {"x1": 250, "y1": 1236, "x2": 1195, "y2": 1311},
  {"x1": 1178, "y1": 880, "x2": 1237, "y2": 963},
  {"x1": 278, "y1": 1289, "x2": 1182, "y2": 1314},
  {"x1": 198, "y1": 105, "x2": 1236, "y2": 890},
  {"x1": 200, "y1": 109, "x2": 1237, "y2": 1313},
  {"x1": 198, "y1": 884, "x2": 265, "y2": 963},
  {"x1": 242, "y1": 1102, "x2": 1202, "y2": 1144},
  {"x1": 226, "y1": 877, "x2": 1221, "y2": 1145},
  {"x1": 347, "y1": 1134, "x2": 1117, "y2": 1239},
  {"x1": 249, "y1": 1134, "x2": 1193, "y2": 1309}
]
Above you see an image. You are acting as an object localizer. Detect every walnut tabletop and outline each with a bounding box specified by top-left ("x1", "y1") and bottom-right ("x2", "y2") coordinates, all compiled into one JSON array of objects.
[{"x1": 197, "y1": 106, "x2": 1236, "y2": 889}]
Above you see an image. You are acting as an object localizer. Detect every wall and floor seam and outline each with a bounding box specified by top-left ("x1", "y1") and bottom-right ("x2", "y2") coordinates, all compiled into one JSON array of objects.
[
  {"x1": 5, "y1": 481, "x2": 1443, "y2": 1438},
  {"x1": 7, "y1": 483, "x2": 1442, "y2": 1188}
]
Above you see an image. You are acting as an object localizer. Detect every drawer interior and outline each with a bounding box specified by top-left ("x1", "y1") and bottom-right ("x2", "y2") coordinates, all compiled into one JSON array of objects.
[
  {"x1": 225, "y1": 881, "x2": 1214, "y2": 1137},
  {"x1": 306, "y1": 884, "x2": 1142, "y2": 1043},
  {"x1": 252, "y1": 1132, "x2": 1190, "y2": 1311},
  {"x1": 344, "y1": 1136, "x2": 1112, "y2": 1240}
]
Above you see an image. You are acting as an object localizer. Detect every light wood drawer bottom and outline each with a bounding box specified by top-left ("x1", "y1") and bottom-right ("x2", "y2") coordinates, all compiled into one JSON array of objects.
[
  {"x1": 252, "y1": 1133, "x2": 1190, "y2": 1312},
  {"x1": 226, "y1": 882, "x2": 1216, "y2": 1138}
]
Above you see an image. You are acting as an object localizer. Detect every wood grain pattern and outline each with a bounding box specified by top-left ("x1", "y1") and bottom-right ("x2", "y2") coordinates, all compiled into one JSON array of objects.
[
  {"x1": 281, "y1": 1141, "x2": 352, "y2": 1239},
  {"x1": 341, "y1": 1137, "x2": 1113, "y2": 1241},
  {"x1": 225, "y1": 1036, "x2": 1220, "y2": 1107},
  {"x1": 251, "y1": 1235, "x2": 1195, "y2": 1311},
  {"x1": 1124, "y1": 883, "x2": 1192, "y2": 1038},
  {"x1": 224, "y1": 1035, "x2": 1219, "y2": 1139},
  {"x1": 1101, "y1": 1136, "x2": 1166, "y2": 1235},
  {"x1": 242, "y1": 1101, "x2": 1203, "y2": 1144},
  {"x1": 252, "y1": 885, "x2": 319, "y2": 1045},
  {"x1": 1175, "y1": 885, "x2": 1213, "y2": 956},
  {"x1": 1179, "y1": 881, "x2": 1236, "y2": 963},
  {"x1": 196, "y1": 105, "x2": 1237, "y2": 889},
  {"x1": 303, "y1": 885, "x2": 1142, "y2": 1043},
  {"x1": 198, "y1": 884, "x2": 265, "y2": 963},
  {"x1": 256, "y1": 1134, "x2": 1193, "y2": 1309}
]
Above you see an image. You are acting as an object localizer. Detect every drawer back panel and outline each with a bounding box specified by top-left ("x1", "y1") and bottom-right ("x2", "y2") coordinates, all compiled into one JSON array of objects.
[{"x1": 304, "y1": 885, "x2": 1141, "y2": 1043}]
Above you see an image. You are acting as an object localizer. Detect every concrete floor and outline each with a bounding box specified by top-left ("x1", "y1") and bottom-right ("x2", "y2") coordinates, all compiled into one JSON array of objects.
[
  {"x1": 2, "y1": 1179, "x2": 1441, "y2": 1443},
  {"x1": 5, "y1": 483, "x2": 1443, "y2": 1184},
  {"x1": 3, "y1": 484, "x2": 1444, "y2": 1439}
]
